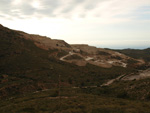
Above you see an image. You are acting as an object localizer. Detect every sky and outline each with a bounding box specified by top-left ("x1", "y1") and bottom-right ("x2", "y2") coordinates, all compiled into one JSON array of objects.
[{"x1": 0, "y1": 0, "x2": 150, "y2": 49}]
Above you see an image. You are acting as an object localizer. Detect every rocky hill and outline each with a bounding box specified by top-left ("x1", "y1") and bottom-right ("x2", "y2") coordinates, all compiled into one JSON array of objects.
[
  {"x1": 1, "y1": 24, "x2": 143, "y2": 68},
  {"x1": 0, "y1": 24, "x2": 138, "y2": 98},
  {"x1": 70, "y1": 44, "x2": 145, "y2": 68},
  {"x1": 1, "y1": 24, "x2": 150, "y2": 113},
  {"x1": 18, "y1": 31, "x2": 71, "y2": 50}
]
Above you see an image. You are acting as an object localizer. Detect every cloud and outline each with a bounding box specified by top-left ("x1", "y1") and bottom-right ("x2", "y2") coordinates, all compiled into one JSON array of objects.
[
  {"x1": 0, "y1": 0, "x2": 150, "y2": 22},
  {"x1": 0, "y1": 0, "x2": 12, "y2": 14}
]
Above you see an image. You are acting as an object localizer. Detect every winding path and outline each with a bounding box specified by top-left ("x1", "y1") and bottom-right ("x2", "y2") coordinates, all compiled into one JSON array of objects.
[{"x1": 60, "y1": 52, "x2": 75, "y2": 61}]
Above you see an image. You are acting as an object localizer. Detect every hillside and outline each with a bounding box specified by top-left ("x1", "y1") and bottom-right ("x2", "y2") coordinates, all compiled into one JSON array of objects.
[
  {"x1": 116, "y1": 48, "x2": 150, "y2": 62},
  {"x1": 1, "y1": 24, "x2": 150, "y2": 113},
  {"x1": 0, "y1": 24, "x2": 138, "y2": 98},
  {"x1": 14, "y1": 26, "x2": 146, "y2": 68}
]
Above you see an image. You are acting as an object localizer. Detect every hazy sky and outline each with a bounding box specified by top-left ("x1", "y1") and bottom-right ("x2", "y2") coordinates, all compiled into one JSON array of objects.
[{"x1": 0, "y1": 0, "x2": 150, "y2": 49}]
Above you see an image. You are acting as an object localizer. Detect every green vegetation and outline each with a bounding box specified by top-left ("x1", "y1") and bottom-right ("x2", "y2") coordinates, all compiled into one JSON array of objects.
[
  {"x1": 64, "y1": 54, "x2": 84, "y2": 60},
  {"x1": 57, "y1": 50, "x2": 68, "y2": 58},
  {"x1": 1, "y1": 25, "x2": 150, "y2": 113},
  {"x1": 1, "y1": 87, "x2": 150, "y2": 113},
  {"x1": 97, "y1": 51, "x2": 111, "y2": 56},
  {"x1": 81, "y1": 78, "x2": 150, "y2": 101},
  {"x1": 0, "y1": 25, "x2": 136, "y2": 99},
  {"x1": 116, "y1": 48, "x2": 150, "y2": 62}
]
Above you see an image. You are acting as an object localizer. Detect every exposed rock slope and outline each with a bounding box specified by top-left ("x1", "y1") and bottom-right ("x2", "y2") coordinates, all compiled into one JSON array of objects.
[
  {"x1": 0, "y1": 24, "x2": 145, "y2": 68},
  {"x1": 18, "y1": 31, "x2": 71, "y2": 51},
  {"x1": 66, "y1": 44, "x2": 145, "y2": 68}
]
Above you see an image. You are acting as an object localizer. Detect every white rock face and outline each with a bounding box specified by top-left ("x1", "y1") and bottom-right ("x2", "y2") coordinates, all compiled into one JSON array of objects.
[
  {"x1": 85, "y1": 57, "x2": 94, "y2": 61},
  {"x1": 122, "y1": 69, "x2": 150, "y2": 81}
]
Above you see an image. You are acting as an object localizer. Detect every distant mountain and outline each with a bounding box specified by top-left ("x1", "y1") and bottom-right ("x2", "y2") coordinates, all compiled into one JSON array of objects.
[{"x1": 115, "y1": 48, "x2": 150, "y2": 63}]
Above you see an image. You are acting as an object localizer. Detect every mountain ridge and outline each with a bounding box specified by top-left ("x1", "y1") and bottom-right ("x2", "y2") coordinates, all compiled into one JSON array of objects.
[{"x1": 0, "y1": 23, "x2": 146, "y2": 68}]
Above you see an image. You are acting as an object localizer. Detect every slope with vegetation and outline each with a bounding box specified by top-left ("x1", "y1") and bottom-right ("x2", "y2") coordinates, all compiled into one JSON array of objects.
[
  {"x1": 0, "y1": 24, "x2": 137, "y2": 98},
  {"x1": 116, "y1": 48, "x2": 150, "y2": 63},
  {"x1": 0, "y1": 24, "x2": 150, "y2": 113}
]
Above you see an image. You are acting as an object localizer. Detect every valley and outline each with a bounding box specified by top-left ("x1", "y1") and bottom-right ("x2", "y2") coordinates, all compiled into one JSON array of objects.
[{"x1": 0, "y1": 24, "x2": 150, "y2": 113}]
